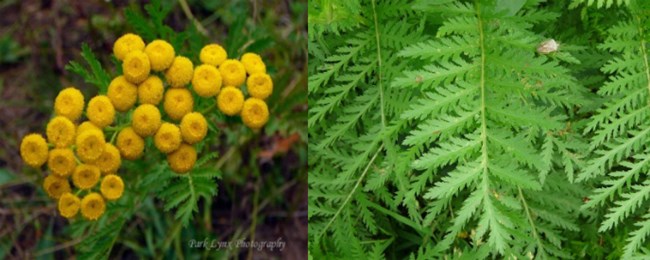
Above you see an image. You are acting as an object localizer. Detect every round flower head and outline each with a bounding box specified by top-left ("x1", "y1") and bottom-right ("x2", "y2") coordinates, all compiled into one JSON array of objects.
[
  {"x1": 200, "y1": 44, "x2": 227, "y2": 66},
  {"x1": 138, "y1": 75, "x2": 164, "y2": 105},
  {"x1": 144, "y1": 39, "x2": 175, "y2": 71},
  {"x1": 192, "y1": 64, "x2": 222, "y2": 97},
  {"x1": 87, "y1": 95, "x2": 115, "y2": 128},
  {"x1": 20, "y1": 133, "x2": 48, "y2": 167},
  {"x1": 107, "y1": 76, "x2": 138, "y2": 112},
  {"x1": 123, "y1": 50, "x2": 151, "y2": 84},
  {"x1": 167, "y1": 143, "x2": 196, "y2": 174},
  {"x1": 93, "y1": 143, "x2": 121, "y2": 174},
  {"x1": 58, "y1": 193, "x2": 81, "y2": 218},
  {"x1": 180, "y1": 112, "x2": 207, "y2": 144},
  {"x1": 219, "y1": 59, "x2": 246, "y2": 86},
  {"x1": 132, "y1": 104, "x2": 162, "y2": 137},
  {"x1": 241, "y1": 98, "x2": 269, "y2": 129},
  {"x1": 77, "y1": 121, "x2": 101, "y2": 135},
  {"x1": 54, "y1": 87, "x2": 85, "y2": 121},
  {"x1": 101, "y1": 175, "x2": 124, "y2": 201},
  {"x1": 47, "y1": 148, "x2": 76, "y2": 177},
  {"x1": 217, "y1": 86, "x2": 244, "y2": 116},
  {"x1": 46, "y1": 116, "x2": 76, "y2": 148},
  {"x1": 72, "y1": 164, "x2": 100, "y2": 190},
  {"x1": 113, "y1": 33, "x2": 145, "y2": 61},
  {"x1": 81, "y1": 192, "x2": 105, "y2": 220},
  {"x1": 116, "y1": 127, "x2": 144, "y2": 160},
  {"x1": 241, "y1": 53, "x2": 266, "y2": 75},
  {"x1": 246, "y1": 73, "x2": 273, "y2": 100},
  {"x1": 75, "y1": 129, "x2": 106, "y2": 163},
  {"x1": 43, "y1": 175, "x2": 71, "y2": 199},
  {"x1": 163, "y1": 88, "x2": 194, "y2": 121},
  {"x1": 154, "y1": 122, "x2": 182, "y2": 153},
  {"x1": 165, "y1": 56, "x2": 193, "y2": 88}
]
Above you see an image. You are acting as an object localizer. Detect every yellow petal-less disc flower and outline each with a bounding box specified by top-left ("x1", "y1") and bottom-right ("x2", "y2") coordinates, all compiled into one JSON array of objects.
[
  {"x1": 180, "y1": 112, "x2": 207, "y2": 144},
  {"x1": 43, "y1": 174, "x2": 71, "y2": 199},
  {"x1": 123, "y1": 50, "x2": 151, "y2": 84},
  {"x1": 87, "y1": 95, "x2": 115, "y2": 128},
  {"x1": 58, "y1": 193, "x2": 81, "y2": 218},
  {"x1": 165, "y1": 56, "x2": 193, "y2": 88},
  {"x1": 132, "y1": 104, "x2": 162, "y2": 137},
  {"x1": 116, "y1": 127, "x2": 145, "y2": 160},
  {"x1": 72, "y1": 164, "x2": 101, "y2": 190},
  {"x1": 81, "y1": 192, "x2": 105, "y2": 220},
  {"x1": 217, "y1": 86, "x2": 244, "y2": 116},
  {"x1": 167, "y1": 143, "x2": 196, "y2": 174},
  {"x1": 246, "y1": 73, "x2": 273, "y2": 100},
  {"x1": 138, "y1": 75, "x2": 164, "y2": 105},
  {"x1": 54, "y1": 87, "x2": 84, "y2": 121},
  {"x1": 163, "y1": 88, "x2": 194, "y2": 121},
  {"x1": 192, "y1": 64, "x2": 222, "y2": 97},
  {"x1": 48, "y1": 148, "x2": 76, "y2": 177},
  {"x1": 113, "y1": 33, "x2": 145, "y2": 61},
  {"x1": 154, "y1": 122, "x2": 182, "y2": 153},
  {"x1": 241, "y1": 98, "x2": 270, "y2": 129},
  {"x1": 77, "y1": 121, "x2": 101, "y2": 135},
  {"x1": 46, "y1": 116, "x2": 76, "y2": 148},
  {"x1": 219, "y1": 59, "x2": 246, "y2": 86},
  {"x1": 76, "y1": 129, "x2": 106, "y2": 163},
  {"x1": 144, "y1": 39, "x2": 175, "y2": 71},
  {"x1": 241, "y1": 53, "x2": 266, "y2": 75},
  {"x1": 200, "y1": 44, "x2": 227, "y2": 66},
  {"x1": 101, "y1": 175, "x2": 124, "y2": 201},
  {"x1": 93, "y1": 143, "x2": 121, "y2": 174},
  {"x1": 20, "y1": 133, "x2": 48, "y2": 167},
  {"x1": 107, "y1": 76, "x2": 138, "y2": 112}
]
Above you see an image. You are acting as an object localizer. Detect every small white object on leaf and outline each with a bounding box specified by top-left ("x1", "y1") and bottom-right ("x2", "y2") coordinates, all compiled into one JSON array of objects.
[{"x1": 537, "y1": 39, "x2": 559, "y2": 54}]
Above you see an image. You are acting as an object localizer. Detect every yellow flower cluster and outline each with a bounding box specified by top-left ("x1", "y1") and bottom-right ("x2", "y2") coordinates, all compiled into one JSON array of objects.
[{"x1": 20, "y1": 32, "x2": 274, "y2": 221}]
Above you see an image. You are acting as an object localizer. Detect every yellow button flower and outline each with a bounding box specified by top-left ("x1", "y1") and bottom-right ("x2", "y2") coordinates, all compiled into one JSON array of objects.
[
  {"x1": 165, "y1": 56, "x2": 193, "y2": 88},
  {"x1": 241, "y1": 53, "x2": 266, "y2": 75},
  {"x1": 138, "y1": 75, "x2": 164, "y2": 105},
  {"x1": 219, "y1": 59, "x2": 246, "y2": 86},
  {"x1": 107, "y1": 76, "x2": 138, "y2": 112},
  {"x1": 46, "y1": 116, "x2": 76, "y2": 148},
  {"x1": 43, "y1": 174, "x2": 71, "y2": 199},
  {"x1": 200, "y1": 44, "x2": 227, "y2": 66},
  {"x1": 116, "y1": 127, "x2": 145, "y2": 160},
  {"x1": 101, "y1": 175, "x2": 124, "y2": 201},
  {"x1": 180, "y1": 112, "x2": 207, "y2": 144},
  {"x1": 163, "y1": 88, "x2": 194, "y2": 121},
  {"x1": 167, "y1": 143, "x2": 196, "y2": 174},
  {"x1": 144, "y1": 39, "x2": 175, "y2": 71},
  {"x1": 72, "y1": 164, "x2": 101, "y2": 190},
  {"x1": 75, "y1": 129, "x2": 106, "y2": 163},
  {"x1": 132, "y1": 104, "x2": 162, "y2": 137},
  {"x1": 192, "y1": 64, "x2": 222, "y2": 97},
  {"x1": 54, "y1": 87, "x2": 85, "y2": 121},
  {"x1": 20, "y1": 133, "x2": 48, "y2": 167},
  {"x1": 217, "y1": 86, "x2": 244, "y2": 116},
  {"x1": 246, "y1": 73, "x2": 273, "y2": 100},
  {"x1": 154, "y1": 122, "x2": 182, "y2": 153},
  {"x1": 113, "y1": 33, "x2": 145, "y2": 61},
  {"x1": 241, "y1": 98, "x2": 269, "y2": 129},
  {"x1": 58, "y1": 193, "x2": 81, "y2": 218},
  {"x1": 123, "y1": 50, "x2": 151, "y2": 84},
  {"x1": 81, "y1": 192, "x2": 105, "y2": 220},
  {"x1": 87, "y1": 95, "x2": 115, "y2": 128},
  {"x1": 93, "y1": 143, "x2": 121, "y2": 174},
  {"x1": 47, "y1": 148, "x2": 76, "y2": 177},
  {"x1": 77, "y1": 121, "x2": 101, "y2": 135}
]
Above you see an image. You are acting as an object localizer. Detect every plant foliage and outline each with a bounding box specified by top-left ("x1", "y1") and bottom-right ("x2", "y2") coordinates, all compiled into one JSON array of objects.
[{"x1": 309, "y1": 0, "x2": 650, "y2": 258}]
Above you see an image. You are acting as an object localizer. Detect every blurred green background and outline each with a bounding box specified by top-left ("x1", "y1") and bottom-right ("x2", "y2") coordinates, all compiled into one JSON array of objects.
[{"x1": 0, "y1": 0, "x2": 307, "y2": 259}]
